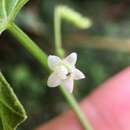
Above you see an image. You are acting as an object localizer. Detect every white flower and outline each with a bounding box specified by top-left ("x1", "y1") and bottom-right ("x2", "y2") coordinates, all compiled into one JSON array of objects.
[{"x1": 47, "y1": 52, "x2": 85, "y2": 93}]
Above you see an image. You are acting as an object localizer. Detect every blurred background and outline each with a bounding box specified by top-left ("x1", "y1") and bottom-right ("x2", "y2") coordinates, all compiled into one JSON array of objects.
[{"x1": 1, "y1": 0, "x2": 130, "y2": 130}]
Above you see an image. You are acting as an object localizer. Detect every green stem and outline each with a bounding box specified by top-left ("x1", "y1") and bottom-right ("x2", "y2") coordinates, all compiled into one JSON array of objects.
[
  {"x1": 8, "y1": 23, "x2": 92, "y2": 130},
  {"x1": 60, "y1": 86, "x2": 92, "y2": 130},
  {"x1": 54, "y1": 8, "x2": 65, "y2": 57},
  {"x1": 8, "y1": 23, "x2": 48, "y2": 70}
]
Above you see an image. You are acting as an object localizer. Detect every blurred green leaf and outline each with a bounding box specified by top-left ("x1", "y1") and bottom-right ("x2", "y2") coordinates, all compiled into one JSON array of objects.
[
  {"x1": 0, "y1": 72, "x2": 27, "y2": 130},
  {"x1": 0, "y1": 0, "x2": 28, "y2": 34}
]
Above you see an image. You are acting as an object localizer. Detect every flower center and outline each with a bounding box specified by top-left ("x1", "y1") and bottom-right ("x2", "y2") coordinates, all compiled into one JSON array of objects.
[
  {"x1": 62, "y1": 61, "x2": 74, "y2": 73},
  {"x1": 66, "y1": 72, "x2": 71, "y2": 77}
]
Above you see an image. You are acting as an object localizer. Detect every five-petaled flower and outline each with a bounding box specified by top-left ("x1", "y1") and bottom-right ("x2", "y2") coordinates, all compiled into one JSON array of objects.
[{"x1": 47, "y1": 52, "x2": 85, "y2": 93}]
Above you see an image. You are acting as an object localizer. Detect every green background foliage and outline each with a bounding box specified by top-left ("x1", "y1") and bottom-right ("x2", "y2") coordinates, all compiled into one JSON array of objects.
[{"x1": 1, "y1": 0, "x2": 130, "y2": 130}]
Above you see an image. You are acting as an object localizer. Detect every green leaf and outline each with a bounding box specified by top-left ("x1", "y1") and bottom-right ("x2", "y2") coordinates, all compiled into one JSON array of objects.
[
  {"x1": 0, "y1": 72, "x2": 27, "y2": 130},
  {"x1": 0, "y1": 0, "x2": 29, "y2": 34}
]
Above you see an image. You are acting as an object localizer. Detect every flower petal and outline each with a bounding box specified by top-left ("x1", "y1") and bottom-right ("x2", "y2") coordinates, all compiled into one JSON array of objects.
[
  {"x1": 72, "y1": 68, "x2": 85, "y2": 80},
  {"x1": 55, "y1": 65, "x2": 68, "y2": 80},
  {"x1": 48, "y1": 55, "x2": 61, "y2": 70},
  {"x1": 47, "y1": 65, "x2": 68, "y2": 87},
  {"x1": 63, "y1": 77, "x2": 74, "y2": 93},
  {"x1": 64, "y1": 52, "x2": 77, "y2": 66},
  {"x1": 47, "y1": 72, "x2": 62, "y2": 87}
]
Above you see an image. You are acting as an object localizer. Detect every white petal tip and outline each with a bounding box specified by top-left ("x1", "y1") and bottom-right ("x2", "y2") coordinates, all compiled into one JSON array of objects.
[
  {"x1": 66, "y1": 87, "x2": 73, "y2": 93},
  {"x1": 70, "y1": 52, "x2": 77, "y2": 59},
  {"x1": 73, "y1": 69, "x2": 86, "y2": 80},
  {"x1": 47, "y1": 80, "x2": 57, "y2": 87},
  {"x1": 48, "y1": 55, "x2": 61, "y2": 70},
  {"x1": 64, "y1": 52, "x2": 77, "y2": 66},
  {"x1": 47, "y1": 73, "x2": 61, "y2": 87},
  {"x1": 48, "y1": 55, "x2": 55, "y2": 59},
  {"x1": 71, "y1": 52, "x2": 77, "y2": 56},
  {"x1": 63, "y1": 78, "x2": 74, "y2": 93},
  {"x1": 82, "y1": 72, "x2": 86, "y2": 78}
]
